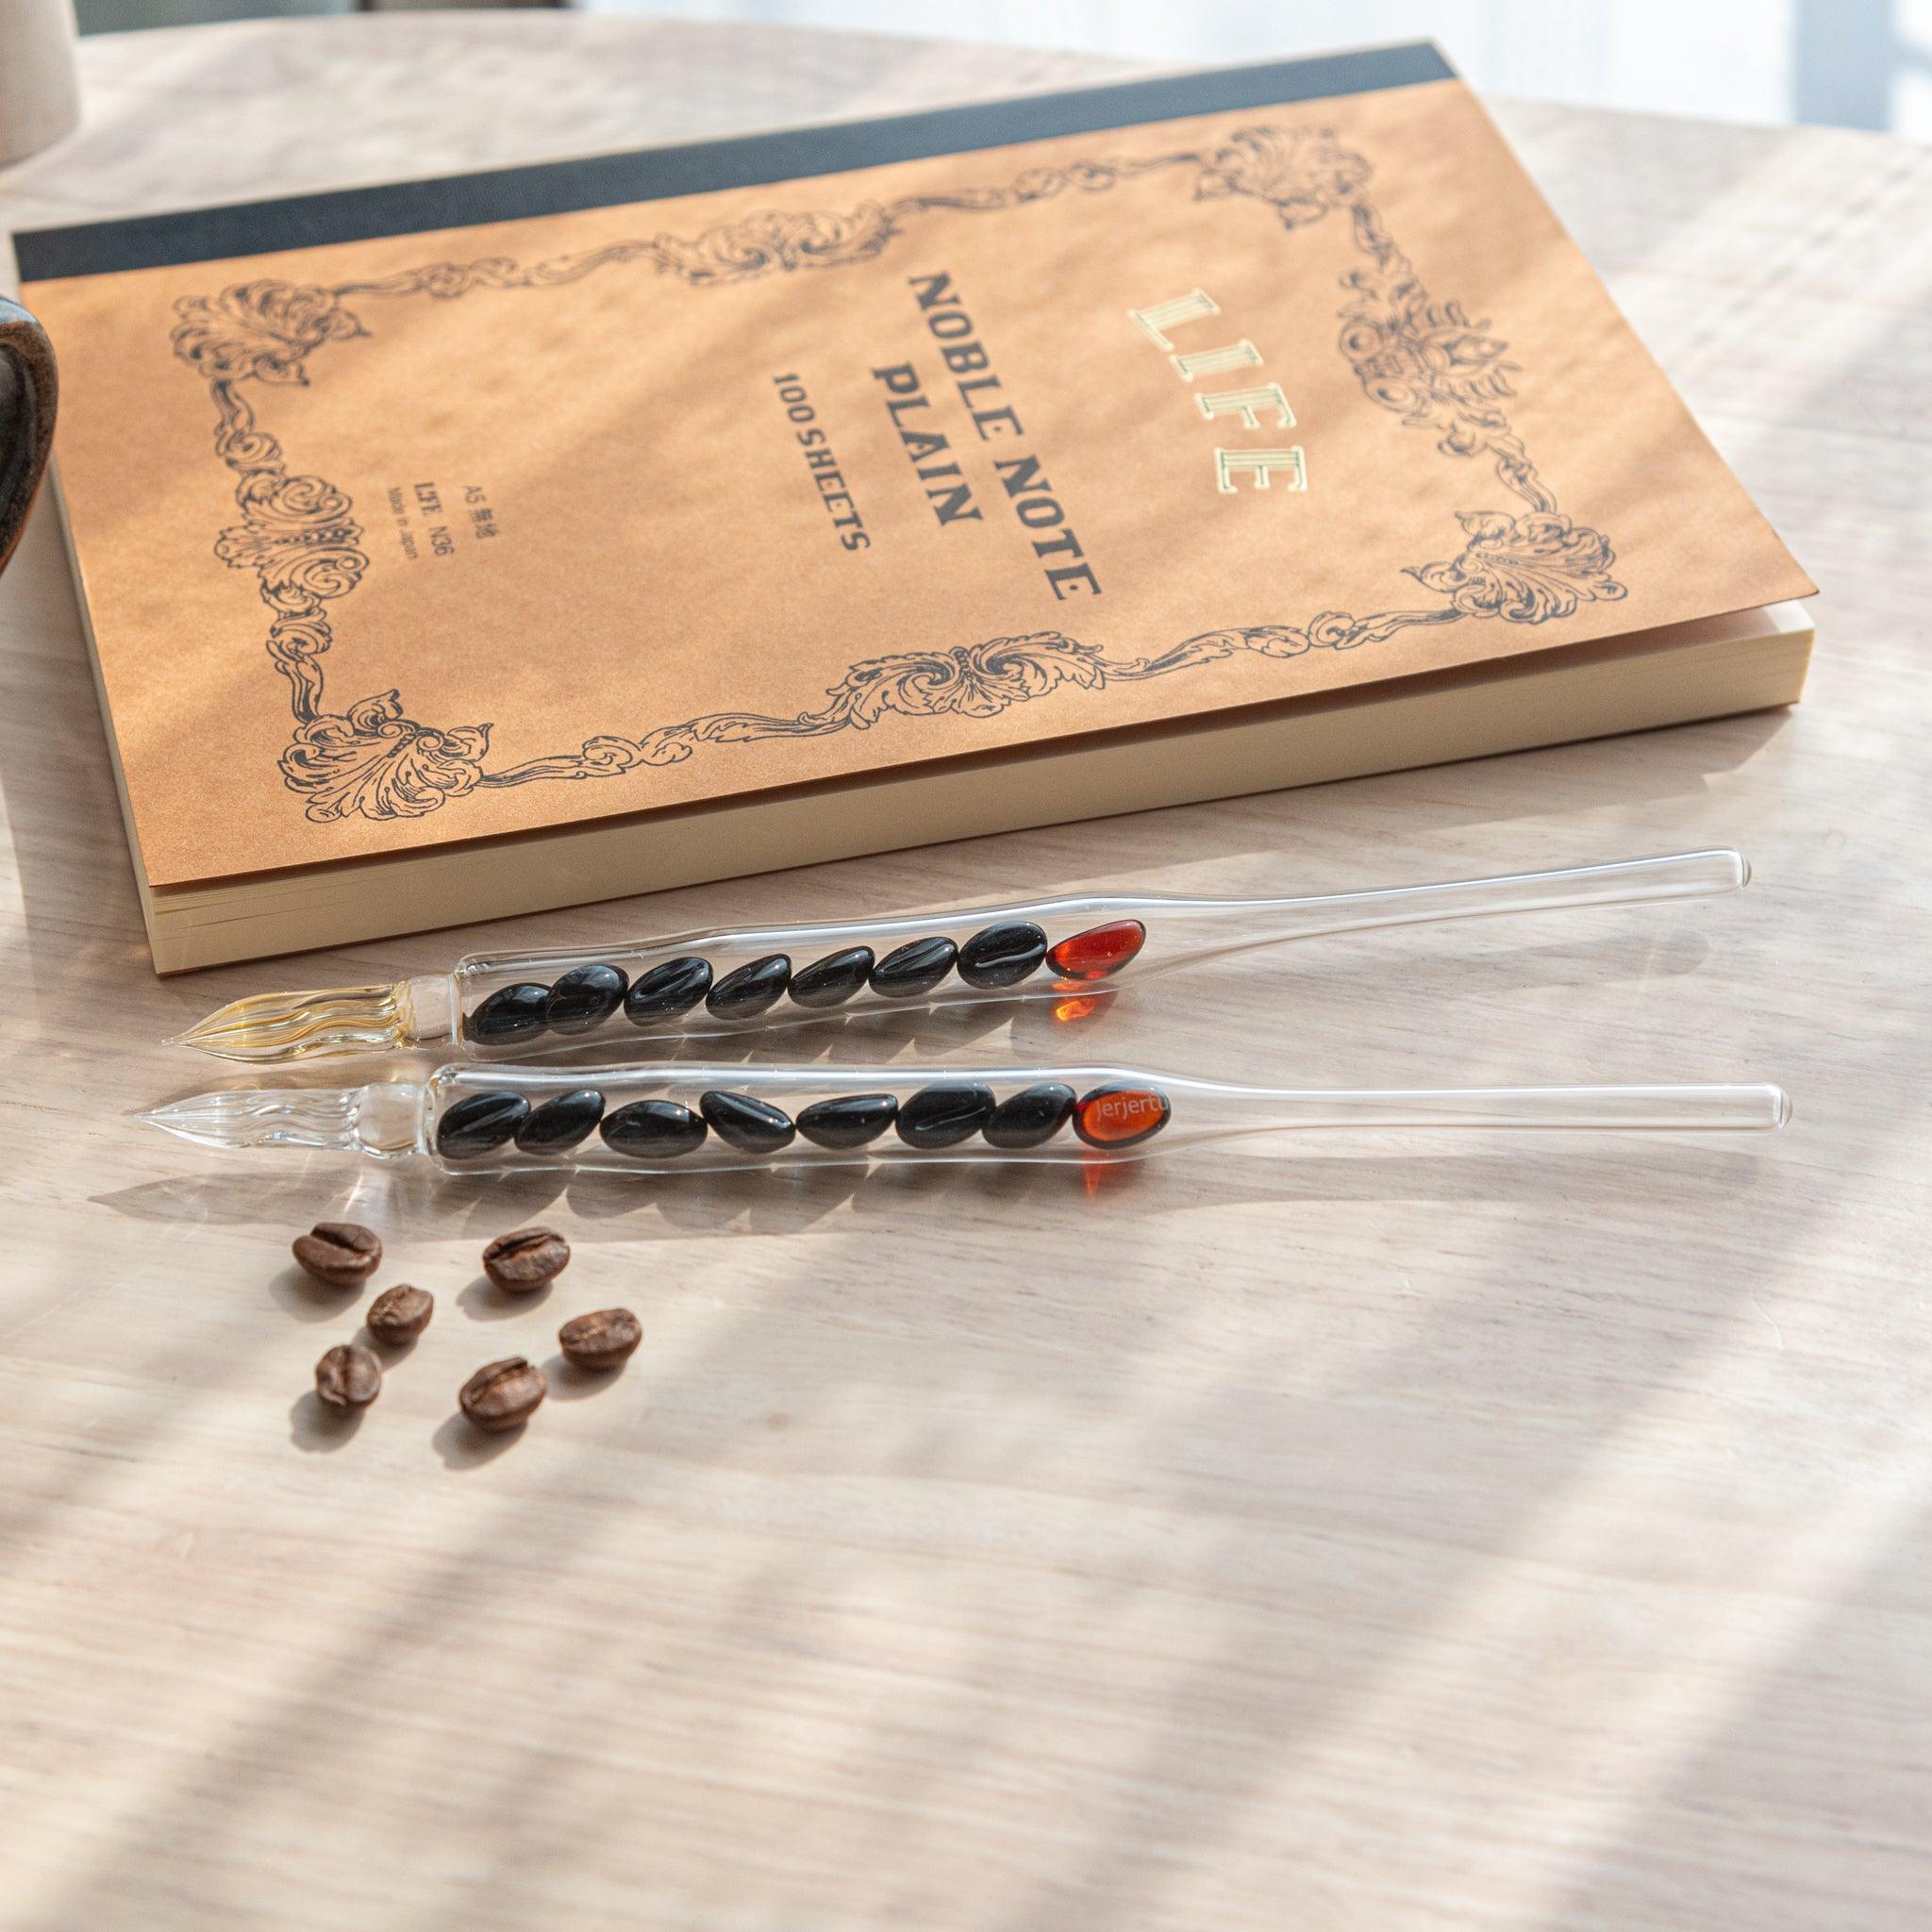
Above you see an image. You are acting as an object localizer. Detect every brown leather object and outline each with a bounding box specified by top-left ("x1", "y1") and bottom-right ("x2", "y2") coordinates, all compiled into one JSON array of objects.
[{"x1": 0, "y1": 293, "x2": 57, "y2": 577}]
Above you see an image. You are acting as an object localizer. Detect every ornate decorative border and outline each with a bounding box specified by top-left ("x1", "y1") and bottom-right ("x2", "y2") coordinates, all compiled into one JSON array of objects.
[{"x1": 170, "y1": 124, "x2": 1624, "y2": 824}]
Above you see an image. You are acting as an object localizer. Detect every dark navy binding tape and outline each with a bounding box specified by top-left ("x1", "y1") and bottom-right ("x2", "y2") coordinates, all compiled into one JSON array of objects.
[{"x1": 12, "y1": 43, "x2": 1454, "y2": 281}]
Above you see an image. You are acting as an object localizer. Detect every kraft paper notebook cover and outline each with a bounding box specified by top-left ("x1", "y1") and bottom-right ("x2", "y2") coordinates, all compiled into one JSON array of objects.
[{"x1": 11, "y1": 44, "x2": 1814, "y2": 973}]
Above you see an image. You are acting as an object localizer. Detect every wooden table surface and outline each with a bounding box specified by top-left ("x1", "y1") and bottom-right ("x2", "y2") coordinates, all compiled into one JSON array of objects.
[{"x1": 3, "y1": 17, "x2": 1929, "y2": 1930}]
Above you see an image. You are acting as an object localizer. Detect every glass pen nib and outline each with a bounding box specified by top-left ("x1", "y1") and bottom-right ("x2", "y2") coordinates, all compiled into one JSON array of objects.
[{"x1": 139, "y1": 1087, "x2": 363, "y2": 1152}]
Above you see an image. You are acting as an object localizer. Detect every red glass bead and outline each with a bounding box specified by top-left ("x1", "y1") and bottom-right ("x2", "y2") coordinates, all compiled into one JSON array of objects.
[
  {"x1": 1072, "y1": 1085, "x2": 1171, "y2": 1150},
  {"x1": 1046, "y1": 920, "x2": 1146, "y2": 983}
]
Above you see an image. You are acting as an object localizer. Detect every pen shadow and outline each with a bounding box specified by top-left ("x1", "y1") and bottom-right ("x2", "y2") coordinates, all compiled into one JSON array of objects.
[
  {"x1": 522, "y1": 984, "x2": 1102, "y2": 1068},
  {"x1": 89, "y1": 1136, "x2": 1773, "y2": 1247}
]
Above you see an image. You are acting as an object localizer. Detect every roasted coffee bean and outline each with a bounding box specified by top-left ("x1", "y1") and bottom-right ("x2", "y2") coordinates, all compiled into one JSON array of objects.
[
  {"x1": 466, "y1": 981, "x2": 550, "y2": 1044},
  {"x1": 459, "y1": 1357, "x2": 546, "y2": 1432},
  {"x1": 558, "y1": 1307, "x2": 642, "y2": 1371},
  {"x1": 544, "y1": 963, "x2": 627, "y2": 1034},
  {"x1": 482, "y1": 1226, "x2": 572, "y2": 1292},
  {"x1": 706, "y1": 954, "x2": 791, "y2": 1020},
  {"x1": 870, "y1": 935, "x2": 957, "y2": 999},
  {"x1": 958, "y1": 921, "x2": 1048, "y2": 990},
  {"x1": 601, "y1": 1099, "x2": 708, "y2": 1158},
  {"x1": 366, "y1": 1284, "x2": 434, "y2": 1344},
  {"x1": 436, "y1": 1091, "x2": 530, "y2": 1159},
  {"x1": 983, "y1": 1082, "x2": 1075, "y2": 1149},
  {"x1": 292, "y1": 1220, "x2": 382, "y2": 1288},
  {"x1": 796, "y1": 1091, "x2": 899, "y2": 1149},
  {"x1": 514, "y1": 1088, "x2": 605, "y2": 1154},
  {"x1": 896, "y1": 1082, "x2": 996, "y2": 1149},
  {"x1": 789, "y1": 946, "x2": 874, "y2": 1009},
  {"x1": 625, "y1": 955, "x2": 713, "y2": 1024},
  {"x1": 700, "y1": 1090, "x2": 795, "y2": 1154},
  {"x1": 315, "y1": 1342, "x2": 381, "y2": 1409}
]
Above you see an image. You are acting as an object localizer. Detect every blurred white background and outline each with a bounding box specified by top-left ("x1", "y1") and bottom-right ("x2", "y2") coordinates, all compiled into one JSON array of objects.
[
  {"x1": 581, "y1": 0, "x2": 1929, "y2": 134},
  {"x1": 67, "y1": 0, "x2": 1932, "y2": 141}
]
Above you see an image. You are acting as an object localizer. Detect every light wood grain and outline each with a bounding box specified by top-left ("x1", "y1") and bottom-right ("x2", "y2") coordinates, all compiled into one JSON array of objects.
[{"x1": 3, "y1": 20, "x2": 1930, "y2": 1931}]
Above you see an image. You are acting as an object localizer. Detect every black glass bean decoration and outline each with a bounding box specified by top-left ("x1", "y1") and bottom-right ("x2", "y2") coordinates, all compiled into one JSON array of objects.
[
  {"x1": 789, "y1": 946, "x2": 875, "y2": 1009},
  {"x1": 700, "y1": 1090, "x2": 796, "y2": 1154},
  {"x1": 514, "y1": 1088, "x2": 606, "y2": 1154},
  {"x1": 466, "y1": 982, "x2": 550, "y2": 1044},
  {"x1": 869, "y1": 936, "x2": 958, "y2": 1000},
  {"x1": 437, "y1": 1091, "x2": 531, "y2": 1158},
  {"x1": 982, "y1": 1082, "x2": 1075, "y2": 1150},
  {"x1": 795, "y1": 1092, "x2": 900, "y2": 1149},
  {"x1": 707, "y1": 954, "x2": 791, "y2": 1020},
  {"x1": 544, "y1": 963, "x2": 627, "y2": 1034},
  {"x1": 957, "y1": 922, "x2": 1048, "y2": 990},
  {"x1": 601, "y1": 1099, "x2": 708, "y2": 1158},
  {"x1": 625, "y1": 956, "x2": 712, "y2": 1024},
  {"x1": 896, "y1": 1083, "x2": 997, "y2": 1149}
]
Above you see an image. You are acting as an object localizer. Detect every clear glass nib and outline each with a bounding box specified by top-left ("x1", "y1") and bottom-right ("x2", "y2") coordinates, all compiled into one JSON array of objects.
[
  {"x1": 138, "y1": 1081, "x2": 427, "y2": 1159},
  {"x1": 138, "y1": 1087, "x2": 364, "y2": 1152}
]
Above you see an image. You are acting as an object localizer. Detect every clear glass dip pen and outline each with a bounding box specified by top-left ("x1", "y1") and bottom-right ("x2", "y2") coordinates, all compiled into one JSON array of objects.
[
  {"x1": 142, "y1": 1060, "x2": 1791, "y2": 1175},
  {"x1": 170, "y1": 849, "x2": 1750, "y2": 1065}
]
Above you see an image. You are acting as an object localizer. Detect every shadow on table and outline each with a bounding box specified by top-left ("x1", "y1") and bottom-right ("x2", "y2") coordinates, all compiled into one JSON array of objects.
[
  {"x1": 91, "y1": 1134, "x2": 1776, "y2": 1246},
  {"x1": 1527, "y1": 1490, "x2": 1932, "y2": 1929},
  {"x1": 285, "y1": 1390, "x2": 363, "y2": 1455},
  {"x1": 10, "y1": 91, "x2": 1913, "y2": 1932}
]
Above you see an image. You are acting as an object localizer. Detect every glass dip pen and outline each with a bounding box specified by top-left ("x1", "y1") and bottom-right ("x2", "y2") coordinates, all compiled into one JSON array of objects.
[
  {"x1": 142, "y1": 1060, "x2": 1792, "y2": 1176},
  {"x1": 169, "y1": 849, "x2": 1751, "y2": 1065}
]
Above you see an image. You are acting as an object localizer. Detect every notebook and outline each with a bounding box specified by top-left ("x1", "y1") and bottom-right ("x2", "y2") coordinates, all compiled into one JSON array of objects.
[{"x1": 10, "y1": 43, "x2": 1814, "y2": 971}]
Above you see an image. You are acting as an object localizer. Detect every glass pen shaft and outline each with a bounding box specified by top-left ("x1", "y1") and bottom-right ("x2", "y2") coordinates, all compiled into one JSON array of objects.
[
  {"x1": 141, "y1": 1069, "x2": 1790, "y2": 1172},
  {"x1": 167, "y1": 849, "x2": 1751, "y2": 1064}
]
